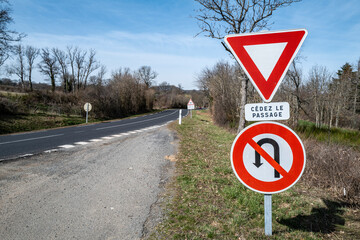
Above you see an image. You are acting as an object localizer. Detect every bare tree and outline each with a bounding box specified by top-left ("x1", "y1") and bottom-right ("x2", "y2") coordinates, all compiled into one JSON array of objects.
[
  {"x1": 136, "y1": 66, "x2": 158, "y2": 88},
  {"x1": 7, "y1": 45, "x2": 26, "y2": 88},
  {"x1": 194, "y1": 0, "x2": 301, "y2": 132},
  {"x1": 351, "y1": 59, "x2": 360, "y2": 128},
  {"x1": 52, "y1": 48, "x2": 69, "y2": 93},
  {"x1": 74, "y1": 48, "x2": 86, "y2": 90},
  {"x1": 307, "y1": 65, "x2": 331, "y2": 128},
  {"x1": 38, "y1": 48, "x2": 59, "y2": 92},
  {"x1": 283, "y1": 56, "x2": 304, "y2": 126},
  {"x1": 0, "y1": 0, "x2": 25, "y2": 67},
  {"x1": 25, "y1": 45, "x2": 39, "y2": 91},
  {"x1": 82, "y1": 49, "x2": 99, "y2": 88},
  {"x1": 66, "y1": 46, "x2": 78, "y2": 92},
  {"x1": 72, "y1": 48, "x2": 99, "y2": 90}
]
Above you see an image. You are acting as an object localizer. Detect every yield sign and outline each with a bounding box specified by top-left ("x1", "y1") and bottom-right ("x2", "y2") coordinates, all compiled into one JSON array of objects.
[
  {"x1": 230, "y1": 121, "x2": 306, "y2": 194},
  {"x1": 224, "y1": 29, "x2": 308, "y2": 102}
]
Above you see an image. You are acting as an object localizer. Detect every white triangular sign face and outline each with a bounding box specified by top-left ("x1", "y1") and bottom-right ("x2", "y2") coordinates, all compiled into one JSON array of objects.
[
  {"x1": 224, "y1": 29, "x2": 308, "y2": 102},
  {"x1": 244, "y1": 42, "x2": 287, "y2": 81}
]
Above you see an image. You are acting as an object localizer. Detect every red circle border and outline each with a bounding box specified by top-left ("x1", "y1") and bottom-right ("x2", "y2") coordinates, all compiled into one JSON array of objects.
[{"x1": 230, "y1": 122, "x2": 306, "y2": 194}]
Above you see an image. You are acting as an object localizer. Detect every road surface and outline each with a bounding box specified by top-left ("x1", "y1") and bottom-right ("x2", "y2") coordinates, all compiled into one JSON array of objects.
[
  {"x1": 0, "y1": 125, "x2": 177, "y2": 239},
  {"x1": 0, "y1": 109, "x2": 187, "y2": 161}
]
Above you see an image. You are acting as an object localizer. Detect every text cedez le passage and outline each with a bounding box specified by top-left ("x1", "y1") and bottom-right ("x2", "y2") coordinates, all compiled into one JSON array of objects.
[{"x1": 250, "y1": 105, "x2": 284, "y2": 118}]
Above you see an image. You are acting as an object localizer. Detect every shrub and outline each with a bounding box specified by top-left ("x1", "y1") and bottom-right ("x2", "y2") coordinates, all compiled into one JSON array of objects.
[{"x1": 303, "y1": 138, "x2": 360, "y2": 205}]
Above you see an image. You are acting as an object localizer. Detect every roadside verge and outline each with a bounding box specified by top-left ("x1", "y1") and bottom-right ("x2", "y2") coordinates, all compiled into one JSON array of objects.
[{"x1": 150, "y1": 110, "x2": 359, "y2": 239}]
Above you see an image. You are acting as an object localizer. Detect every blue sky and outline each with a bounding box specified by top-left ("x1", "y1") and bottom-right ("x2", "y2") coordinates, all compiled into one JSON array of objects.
[{"x1": 8, "y1": 0, "x2": 360, "y2": 89}]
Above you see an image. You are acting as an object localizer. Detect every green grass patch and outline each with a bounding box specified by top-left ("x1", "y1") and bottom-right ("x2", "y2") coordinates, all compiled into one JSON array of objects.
[
  {"x1": 0, "y1": 113, "x2": 89, "y2": 134},
  {"x1": 297, "y1": 120, "x2": 360, "y2": 149},
  {"x1": 153, "y1": 110, "x2": 359, "y2": 239}
]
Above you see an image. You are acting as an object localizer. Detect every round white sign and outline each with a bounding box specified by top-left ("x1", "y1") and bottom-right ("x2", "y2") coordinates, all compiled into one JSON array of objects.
[{"x1": 84, "y1": 102, "x2": 92, "y2": 112}]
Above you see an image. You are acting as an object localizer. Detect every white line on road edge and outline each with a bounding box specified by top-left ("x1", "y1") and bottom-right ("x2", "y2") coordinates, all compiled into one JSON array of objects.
[
  {"x1": 0, "y1": 134, "x2": 64, "y2": 145},
  {"x1": 74, "y1": 142, "x2": 89, "y2": 145},
  {"x1": 44, "y1": 149, "x2": 58, "y2": 153},
  {"x1": 20, "y1": 153, "x2": 34, "y2": 157},
  {"x1": 58, "y1": 145, "x2": 75, "y2": 149},
  {"x1": 101, "y1": 136, "x2": 114, "y2": 140},
  {"x1": 89, "y1": 139, "x2": 102, "y2": 142}
]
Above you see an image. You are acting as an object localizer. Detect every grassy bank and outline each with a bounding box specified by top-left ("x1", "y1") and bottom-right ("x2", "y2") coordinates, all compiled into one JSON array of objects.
[
  {"x1": 296, "y1": 120, "x2": 360, "y2": 149},
  {"x1": 0, "y1": 113, "x2": 88, "y2": 134},
  {"x1": 153, "y1": 110, "x2": 359, "y2": 239}
]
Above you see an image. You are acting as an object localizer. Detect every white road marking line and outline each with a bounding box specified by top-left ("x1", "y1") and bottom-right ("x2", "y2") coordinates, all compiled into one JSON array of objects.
[
  {"x1": 0, "y1": 134, "x2": 64, "y2": 145},
  {"x1": 20, "y1": 153, "x2": 34, "y2": 157},
  {"x1": 122, "y1": 133, "x2": 130, "y2": 136},
  {"x1": 101, "y1": 136, "x2": 114, "y2": 140},
  {"x1": 59, "y1": 144, "x2": 75, "y2": 149},
  {"x1": 74, "y1": 141, "x2": 89, "y2": 145},
  {"x1": 90, "y1": 139, "x2": 102, "y2": 142},
  {"x1": 128, "y1": 131, "x2": 137, "y2": 134},
  {"x1": 111, "y1": 134, "x2": 123, "y2": 137},
  {"x1": 44, "y1": 149, "x2": 58, "y2": 153},
  {"x1": 96, "y1": 110, "x2": 177, "y2": 130}
]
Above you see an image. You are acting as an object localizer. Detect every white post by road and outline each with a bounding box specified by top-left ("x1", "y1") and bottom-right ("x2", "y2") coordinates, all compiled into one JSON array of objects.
[
  {"x1": 264, "y1": 194, "x2": 272, "y2": 236},
  {"x1": 179, "y1": 109, "x2": 182, "y2": 125},
  {"x1": 86, "y1": 104, "x2": 89, "y2": 123}
]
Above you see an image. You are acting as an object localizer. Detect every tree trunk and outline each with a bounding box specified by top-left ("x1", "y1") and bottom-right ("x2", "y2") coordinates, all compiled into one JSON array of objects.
[
  {"x1": 329, "y1": 107, "x2": 333, "y2": 128},
  {"x1": 237, "y1": 77, "x2": 248, "y2": 133},
  {"x1": 352, "y1": 77, "x2": 358, "y2": 128},
  {"x1": 29, "y1": 71, "x2": 33, "y2": 91},
  {"x1": 335, "y1": 104, "x2": 341, "y2": 128}
]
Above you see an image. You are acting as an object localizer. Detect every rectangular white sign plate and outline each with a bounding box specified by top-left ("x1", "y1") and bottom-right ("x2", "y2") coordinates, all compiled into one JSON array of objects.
[
  {"x1": 187, "y1": 104, "x2": 195, "y2": 110},
  {"x1": 245, "y1": 102, "x2": 290, "y2": 121}
]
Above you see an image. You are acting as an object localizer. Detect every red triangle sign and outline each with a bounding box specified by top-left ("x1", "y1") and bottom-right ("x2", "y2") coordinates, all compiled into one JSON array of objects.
[{"x1": 224, "y1": 29, "x2": 307, "y2": 102}]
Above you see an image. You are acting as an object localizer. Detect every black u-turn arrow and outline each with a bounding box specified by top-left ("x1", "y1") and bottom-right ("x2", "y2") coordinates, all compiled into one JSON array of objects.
[{"x1": 254, "y1": 138, "x2": 280, "y2": 178}]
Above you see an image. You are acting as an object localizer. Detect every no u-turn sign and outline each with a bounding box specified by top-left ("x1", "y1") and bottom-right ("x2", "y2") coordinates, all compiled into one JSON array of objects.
[{"x1": 230, "y1": 121, "x2": 306, "y2": 194}]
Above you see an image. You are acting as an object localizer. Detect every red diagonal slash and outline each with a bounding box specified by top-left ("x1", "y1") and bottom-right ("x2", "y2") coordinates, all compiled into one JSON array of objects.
[{"x1": 248, "y1": 138, "x2": 289, "y2": 178}]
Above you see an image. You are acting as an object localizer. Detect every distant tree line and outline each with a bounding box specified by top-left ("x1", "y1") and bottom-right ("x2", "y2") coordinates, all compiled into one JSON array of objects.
[{"x1": 197, "y1": 59, "x2": 360, "y2": 130}]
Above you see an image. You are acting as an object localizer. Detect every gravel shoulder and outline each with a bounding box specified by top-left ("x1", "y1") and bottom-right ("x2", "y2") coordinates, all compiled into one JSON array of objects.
[{"x1": 0, "y1": 126, "x2": 177, "y2": 240}]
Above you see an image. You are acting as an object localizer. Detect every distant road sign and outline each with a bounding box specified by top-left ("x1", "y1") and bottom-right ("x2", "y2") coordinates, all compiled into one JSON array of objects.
[
  {"x1": 187, "y1": 99, "x2": 195, "y2": 110},
  {"x1": 230, "y1": 121, "x2": 306, "y2": 194},
  {"x1": 224, "y1": 29, "x2": 308, "y2": 102},
  {"x1": 245, "y1": 102, "x2": 290, "y2": 121},
  {"x1": 84, "y1": 103, "x2": 92, "y2": 112}
]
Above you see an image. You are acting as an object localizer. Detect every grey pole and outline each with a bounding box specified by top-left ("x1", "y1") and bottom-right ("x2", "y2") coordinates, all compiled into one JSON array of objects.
[
  {"x1": 264, "y1": 194, "x2": 272, "y2": 236},
  {"x1": 179, "y1": 109, "x2": 182, "y2": 125},
  {"x1": 86, "y1": 104, "x2": 89, "y2": 124}
]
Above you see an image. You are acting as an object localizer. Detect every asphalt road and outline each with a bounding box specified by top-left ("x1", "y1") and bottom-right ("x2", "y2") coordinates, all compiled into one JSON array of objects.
[
  {"x1": 0, "y1": 124, "x2": 177, "y2": 239},
  {"x1": 0, "y1": 109, "x2": 187, "y2": 161}
]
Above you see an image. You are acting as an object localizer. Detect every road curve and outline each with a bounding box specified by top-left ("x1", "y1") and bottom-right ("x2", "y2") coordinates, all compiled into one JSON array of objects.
[{"x1": 0, "y1": 109, "x2": 187, "y2": 161}]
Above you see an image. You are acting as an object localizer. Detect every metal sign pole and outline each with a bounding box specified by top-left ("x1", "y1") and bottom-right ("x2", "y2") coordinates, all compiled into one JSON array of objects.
[
  {"x1": 190, "y1": 109, "x2": 192, "y2": 118},
  {"x1": 86, "y1": 104, "x2": 89, "y2": 123},
  {"x1": 264, "y1": 194, "x2": 272, "y2": 236},
  {"x1": 179, "y1": 109, "x2": 182, "y2": 125}
]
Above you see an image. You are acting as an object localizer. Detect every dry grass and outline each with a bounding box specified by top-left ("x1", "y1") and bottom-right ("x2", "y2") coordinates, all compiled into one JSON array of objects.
[
  {"x1": 302, "y1": 138, "x2": 360, "y2": 205},
  {"x1": 152, "y1": 110, "x2": 360, "y2": 239}
]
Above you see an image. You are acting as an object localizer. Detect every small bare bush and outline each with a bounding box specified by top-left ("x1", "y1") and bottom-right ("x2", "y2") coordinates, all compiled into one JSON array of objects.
[
  {"x1": 0, "y1": 97, "x2": 20, "y2": 115},
  {"x1": 303, "y1": 138, "x2": 360, "y2": 205}
]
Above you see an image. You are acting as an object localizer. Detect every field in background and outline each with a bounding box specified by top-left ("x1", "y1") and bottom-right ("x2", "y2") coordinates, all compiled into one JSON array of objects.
[{"x1": 152, "y1": 110, "x2": 360, "y2": 239}]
